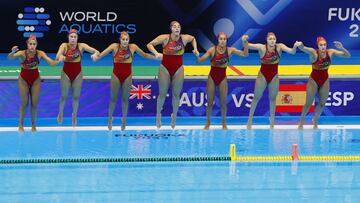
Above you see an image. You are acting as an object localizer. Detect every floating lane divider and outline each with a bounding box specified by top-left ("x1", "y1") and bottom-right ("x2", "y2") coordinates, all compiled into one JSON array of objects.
[
  {"x1": 230, "y1": 144, "x2": 360, "y2": 161},
  {"x1": 2, "y1": 144, "x2": 360, "y2": 165},
  {"x1": 0, "y1": 156, "x2": 231, "y2": 165}
]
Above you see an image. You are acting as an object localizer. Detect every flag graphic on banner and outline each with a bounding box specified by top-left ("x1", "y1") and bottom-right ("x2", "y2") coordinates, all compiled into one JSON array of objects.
[
  {"x1": 129, "y1": 84, "x2": 152, "y2": 100},
  {"x1": 276, "y1": 84, "x2": 314, "y2": 113}
]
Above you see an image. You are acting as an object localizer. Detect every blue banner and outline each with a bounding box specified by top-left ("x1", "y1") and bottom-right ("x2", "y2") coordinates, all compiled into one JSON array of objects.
[
  {"x1": 0, "y1": 79, "x2": 358, "y2": 118},
  {"x1": 1, "y1": 0, "x2": 359, "y2": 52}
]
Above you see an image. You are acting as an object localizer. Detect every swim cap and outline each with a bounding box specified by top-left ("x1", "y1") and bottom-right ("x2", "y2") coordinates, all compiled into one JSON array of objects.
[
  {"x1": 68, "y1": 29, "x2": 78, "y2": 35},
  {"x1": 27, "y1": 35, "x2": 37, "y2": 42},
  {"x1": 120, "y1": 31, "x2": 129, "y2": 39},
  {"x1": 316, "y1": 36, "x2": 326, "y2": 46},
  {"x1": 217, "y1": 32, "x2": 228, "y2": 39}
]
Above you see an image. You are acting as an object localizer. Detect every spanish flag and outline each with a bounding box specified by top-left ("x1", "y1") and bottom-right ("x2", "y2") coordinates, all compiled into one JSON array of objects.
[{"x1": 275, "y1": 84, "x2": 314, "y2": 113}]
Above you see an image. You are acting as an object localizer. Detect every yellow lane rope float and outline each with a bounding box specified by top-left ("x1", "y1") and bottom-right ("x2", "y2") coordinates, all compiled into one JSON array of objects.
[{"x1": 230, "y1": 144, "x2": 360, "y2": 161}]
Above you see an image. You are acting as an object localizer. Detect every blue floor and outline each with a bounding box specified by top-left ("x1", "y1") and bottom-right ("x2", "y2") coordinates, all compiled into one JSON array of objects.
[{"x1": 1, "y1": 117, "x2": 360, "y2": 202}]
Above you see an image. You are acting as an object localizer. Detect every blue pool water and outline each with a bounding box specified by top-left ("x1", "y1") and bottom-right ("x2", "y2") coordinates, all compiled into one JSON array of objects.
[
  {"x1": 1, "y1": 162, "x2": 360, "y2": 202},
  {"x1": 1, "y1": 128, "x2": 360, "y2": 158},
  {"x1": 1, "y1": 122, "x2": 360, "y2": 202}
]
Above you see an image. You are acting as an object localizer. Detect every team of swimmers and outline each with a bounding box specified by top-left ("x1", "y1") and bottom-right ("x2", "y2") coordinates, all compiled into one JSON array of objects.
[{"x1": 8, "y1": 21, "x2": 351, "y2": 132}]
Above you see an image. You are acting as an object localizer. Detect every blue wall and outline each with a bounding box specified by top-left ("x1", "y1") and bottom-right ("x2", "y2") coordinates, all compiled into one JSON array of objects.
[{"x1": 1, "y1": 0, "x2": 359, "y2": 52}]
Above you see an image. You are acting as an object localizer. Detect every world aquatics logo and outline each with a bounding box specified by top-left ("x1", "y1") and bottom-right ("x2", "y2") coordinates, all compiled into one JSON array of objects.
[{"x1": 17, "y1": 7, "x2": 51, "y2": 38}]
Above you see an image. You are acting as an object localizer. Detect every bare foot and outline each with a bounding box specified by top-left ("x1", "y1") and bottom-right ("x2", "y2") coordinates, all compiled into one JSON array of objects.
[
  {"x1": 72, "y1": 113, "x2": 77, "y2": 127},
  {"x1": 204, "y1": 121, "x2": 210, "y2": 130},
  {"x1": 298, "y1": 119, "x2": 304, "y2": 129},
  {"x1": 313, "y1": 118, "x2": 318, "y2": 129},
  {"x1": 18, "y1": 125, "x2": 24, "y2": 132},
  {"x1": 171, "y1": 113, "x2": 176, "y2": 129},
  {"x1": 222, "y1": 122, "x2": 228, "y2": 130},
  {"x1": 31, "y1": 125, "x2": 37, "y2": 132},
  {"x1": 269, "y1": 118, "x2": 274, "y2": 129},
  {"x1": 121, "y1": 117, "x2": 126, "y2": 130},
  {"x1": 246, "y1": 119, "x2": 252, "y2": 130},
  {"x1": 156, "y1": 114, "x2": 161, "y2": 129},
  {"x1": 108, "y1": 116, "x2": 113, "y2": 131},
  {"x1": 57, "y1": 113, "x2": 63, "y2": 124}
]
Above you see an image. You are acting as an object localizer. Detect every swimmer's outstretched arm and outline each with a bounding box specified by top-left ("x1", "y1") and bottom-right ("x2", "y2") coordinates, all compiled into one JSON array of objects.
[
  {"x1": 182, "y1": 34, "x2": 199, "y2": 56},
  {"x1": 80, "y1": 43, "x2": 99, "y2": 54},
  {"x1": 38, "y1": 50, "x2": 60, "y2": 66},
  {"x1": 147, "y1": 34, "x2": 167, "y2": 59},
  {"x1": 278, "y1": 41, "x2": 302, "y2": 55},
  {"x1": 247, "y1": 42, "x2": 264, "y2": 51},
  {"x1": 297, "y1": 41, "x2": 317, "y2": 59},
  {"x1": 196, "y1": 47, "x2": 214, "y2": 63},
  {"x1": 55, "y1": 43, "x2": 67, "y2": 61},
  {"x1": 242, "y1": 35, "x2": 265, "y2": 56},
  {"x1": 132, "y1": 44, "x2": 158, "y2": 60},
  {"x1": 80, "y1": 43, "x2": 100, "y2": 61},
  {"x1": 229, "y1": 35, "x2": 249, "y2": 57},
  {"x1": 329, "y1": 41, "x2": 351, "y2": 58},
  {"x1": 8, "y1": 46, "x2": 24, "y2": 60},
  {"x1": 95, "y1": 43, "x2": 117, "y2": 61}
]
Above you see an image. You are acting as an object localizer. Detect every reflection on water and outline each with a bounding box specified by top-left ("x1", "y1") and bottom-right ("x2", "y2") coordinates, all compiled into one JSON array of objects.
[{"x1": 1, "y1": 129, "x2": 360, "y2": 159}]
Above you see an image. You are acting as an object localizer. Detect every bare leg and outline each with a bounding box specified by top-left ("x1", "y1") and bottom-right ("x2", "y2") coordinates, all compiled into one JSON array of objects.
[
  {"x1": 267, "y1": 75, "x2": 279, "y2": 129},
  {"x1": 30, "y1": 78, "x2": 41, "y2": 132},
  {"x1": 247, "y1": 73, "x2": 267, "y2": 129},
  {"x1": 313, "y1": 79, "x2": 329, "y2": 129},
  {"x1": 204, "y1": 76, "x2": 215, "y2": 130},
  {"x1": 218, "y1": 78, "x2": 228, "y2": 130},
  {"x1": 108, "y1": 74, "x2": 120, "y2": 130},
  {"x1": 71, "y1": 72, "x2": 83, "y2": 127},
  {"x1": 298, "y1": 78, "x2": 318, "y2": 129},
  {"x1": 170, "y1": 66, "x2": 184, "y2": 129},
  {"x1": 58, "y1": 71, "x2": 71, "y2": 124},
  {"x1": 156, "y1": 65, "x2": 171, "y2": 128},
  {"x1": 121, "y1": 75, "x2": 132, "y2": 130},
  {"x1": 18, "y1": 77, "x2": 30, "y2": 132}
]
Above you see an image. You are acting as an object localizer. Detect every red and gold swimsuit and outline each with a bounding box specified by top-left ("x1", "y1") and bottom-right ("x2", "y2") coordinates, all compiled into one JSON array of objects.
[
  {"x1": 20, "y1": 50, "x2": 40, "y2": 86},
  {"x1": 209, "y1": 46, "x2": 229, "y2": 86},
  {"x1": 260, "y1": 45, "x2": 280, "y2": 83},
  {"x1": 113, "y1": 46, "x2": 132, "y2": 85},
  {"x1": 311, "y1": 50, "x2": 331, "y2": 87},
  {"x1": 63, "y1": 44, "x2": 82, "y2": 82},
  {"x1": 162, "y1": 34, "x2": 185, "y2": 77}
]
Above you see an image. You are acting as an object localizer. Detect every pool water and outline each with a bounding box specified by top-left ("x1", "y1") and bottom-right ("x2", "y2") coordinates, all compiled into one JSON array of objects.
[{"x1": 1, "y1": 127, "x2": 360, "y2": 202}]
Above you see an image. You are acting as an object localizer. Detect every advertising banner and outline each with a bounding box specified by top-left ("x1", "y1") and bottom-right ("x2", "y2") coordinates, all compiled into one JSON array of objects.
[{"x1": 0, "y1": 79, "x2": 357, "y2": 118}]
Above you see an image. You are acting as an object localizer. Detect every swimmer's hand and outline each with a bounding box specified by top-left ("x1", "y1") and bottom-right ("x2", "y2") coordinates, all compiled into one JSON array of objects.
[
  {"x1": 58, "y1": 55, "x2": 65, "y2": 62},
  {"x1": 241, "y1": 35, "x2": 249, "y2": 43},
  {"x1": 333, "y1": 41, "x2": 343, "y2": 49},
  {"x1": 296, "y1": 41, "x2": 304, "y2": 48},
  {"x1": 192, "y1": 49, "x2": 199, "y2": 57},
  {"x1": 11, "y1": 46, "x2": 19, "y2": 54},
  {"x1": 294, "y1": 41, "x2": 302, "y2": 47},
  {"x1": 91, "y1": 53, "x2": 98, "y2": 61},
  {"x1": 155, "y1": 53, "x2": 163, "y2": 60},
  {"x1": 91, "y1": 54, "x2": 99, "y2": 62}
]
